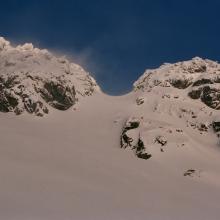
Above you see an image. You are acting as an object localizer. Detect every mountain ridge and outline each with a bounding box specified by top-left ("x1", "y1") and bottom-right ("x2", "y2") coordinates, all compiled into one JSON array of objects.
[
  {"x1": 2, "y1": 37, "x2": 220, "y2": 116},
  {"x1": 0, "y1": 37, "x2": 100, "y2": 116}
]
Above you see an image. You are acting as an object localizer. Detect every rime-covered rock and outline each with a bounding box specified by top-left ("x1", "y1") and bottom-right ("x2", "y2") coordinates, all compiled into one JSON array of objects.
[
  {"x1": 0, "y1": 37, "x2": 100, "y2": 116},
  {"x1": 133, "y1": 57, "x2": 220, "y2": 110}
]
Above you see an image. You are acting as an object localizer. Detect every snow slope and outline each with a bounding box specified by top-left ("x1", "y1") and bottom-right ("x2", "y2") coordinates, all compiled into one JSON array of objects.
[{"x1": 0, "y1": 38, "x2": 220, "y2": 220}]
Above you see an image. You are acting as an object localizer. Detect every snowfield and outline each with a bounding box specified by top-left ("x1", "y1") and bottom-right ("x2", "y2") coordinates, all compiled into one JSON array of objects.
[{"x1": 0, "y1": 38, "x2": 220, "y2": 220}]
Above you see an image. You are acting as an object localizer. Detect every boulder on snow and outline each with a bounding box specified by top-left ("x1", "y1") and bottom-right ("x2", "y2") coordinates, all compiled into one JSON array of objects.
[
  {"x1": 183, "y1": 169, "x2": 201, "y2": 177},
  {"x1": 155, "y1": 136, "x2": 167, "y2": 146},
  {"x1": 135, "y1": 138, "x2": 152, "y2": 159},
  {"x1": 136, "y1": 97, "x2": 145, "y2": 105},
  {"x1": 212, "y1": 121, "x2": 220, "y2": 132}
]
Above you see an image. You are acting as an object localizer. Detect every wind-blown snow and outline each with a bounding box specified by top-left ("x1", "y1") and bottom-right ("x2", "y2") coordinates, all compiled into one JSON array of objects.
[
  {"x1": 0, "y1": 37, "x2": 99, "y2": 116},
  {"x1": 0, "y1": 38, "x2": 220, "y2": 220}
]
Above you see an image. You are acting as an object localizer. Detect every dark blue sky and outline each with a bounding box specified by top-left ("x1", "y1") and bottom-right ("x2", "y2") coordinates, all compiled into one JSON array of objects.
[{"x1": 0, "y1": 0, "x2": 220, "y2": 94}]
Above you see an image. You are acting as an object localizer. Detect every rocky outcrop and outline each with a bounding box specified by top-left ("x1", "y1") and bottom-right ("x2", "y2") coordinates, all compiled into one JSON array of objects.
[
  {"x1": 184, "y1": 169, "x2": 196, "y2": 177},
  {"x1": 188, "y1": 88, "x2": 202, "y2": 99},
  {"x1": 184, "y1": 169, "x2": 201, "y2": 178},
  {"x1": 135, "y1": 137, "x2": 152, "y2": 159},
  {"x1": 0, "y1": 37, "x2": 99, "y2": 116},
  {"x1": 136, "y1": 97, "x2": 145, "y2": 105},
  {"x1": 120, "y1": 117, "x2": 152, "y2": 160},
  {"x1": 188, "y1": 86, "x2": 220, "y2": 110},
  {"x1": 40, "y1": 81, "x2": 76, "y2": 110},
  {"x1": 169, "y1": 78, "x2": 192, "y2": 89},
  {"x1": 213, "y1": 121, "x2": 220, "y2": 133},
  {"x1": 201, "y1": 86, "x2": 220, "y2": 109},
  {"x1": 192, "y1": 78, "x2": 213, "y2": 87},
  {"x1": 0, "y1": 74, "x2": 49, "y2": 116},
  {"x1": 155, "y1": 136, "x2": 167, "y2": 146},
  {"x1": 133, "y1": 57, "x2": 220, "y2": 110}
]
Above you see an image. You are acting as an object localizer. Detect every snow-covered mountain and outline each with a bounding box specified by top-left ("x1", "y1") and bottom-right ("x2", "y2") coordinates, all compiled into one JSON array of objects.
[
  {"x1": 121, "y1": 57, "x2": 220, "y2": 160},
  {"x1": 0, "y1": 38, "x2": 220, "y2": 220},
  {"x1": 134, "y1": 57, "x2": 220, "y2": 109},
  {"x1": 0, "y1": 37, "x2": 99, "y2": 116}
]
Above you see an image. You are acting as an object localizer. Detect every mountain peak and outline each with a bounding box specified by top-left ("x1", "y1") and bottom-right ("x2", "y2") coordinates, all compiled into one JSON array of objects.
[
  {"x1": 0, "y1": 37, "x2": 100, "y2": 116},
  {"x1": 134, "y1": 57, "x2": 220, "y2": 110}
]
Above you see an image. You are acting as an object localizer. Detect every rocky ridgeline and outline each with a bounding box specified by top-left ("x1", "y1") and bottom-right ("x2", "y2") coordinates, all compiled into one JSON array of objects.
[
  {"x1": 119, "y1": 57, "x2": 220, "y2": 160},
  {"x1": 134, "y1": 57, "x2": 220, "y2": 110},
  {"x1": 0, "y1": 37, "x2": 99, "y2": 116}
]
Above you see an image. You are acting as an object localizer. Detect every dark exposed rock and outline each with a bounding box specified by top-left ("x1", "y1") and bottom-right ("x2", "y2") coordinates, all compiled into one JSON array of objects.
[
  {"x1": 120, "y1": 118, "x2": 151, "y2": 160},
  {"x1": 155, "y1": 136, "x2": 167, "y2": 146},
  {"x1": 213, "y1": 121, "x2": 220, "y2": 132},
  {"x1": 201, "y1": 86, "x2": 220, "y2": 109},
  {"x1": 41, "y1": 81, "x2": 76, "y2": 110},
  {"x1": 120, "y1": 118, "x2": 140, "y2": 149},
  {"x1": 188, "y1": 86, "x2": 220, "y2": 110},
  {"x1": 0, "y1": 76, "x2": 78, "y2": 116},
  {"x1": 136, "y1": 97, "x2": 145, "y2": 105},
  {"x1": 198, "y1": 123, "x2": 209, "y2": 132},
  {"x1": 184, "y1": 169, "x2": 196, "y2": 177},
  {"x1": 121, "y1": 133, "x2": 133, "y2": 148},
  {"x1": 196, "y1": 64, "x2": 207, "y2": 72},
  {"x1": 137, "y1": 152, "x2": 152, "y2": 160},
  {"x1": 121, "y1": 118, "x2": 140, "y2": 149},
  {"x1": 23, "y1": 97, "x2": 48, "y2": 116},
  {"x1": 188, "y1": 89, "x2": 202, "y2": 99},
  {"x1": 123, "y1": 119, "x2": 140, "y2": 132},
  {"x1": 169, "y1": 79, "x2": 192, "y2": 89},
  {"x1": 0, "y1": 91, "x2": 18, "y2": 112},
  {"x1": 135, "y1": 138, "x2": 152, "y2": 160},
  {"x1": 0, "y1": 85, "x2": 50, "y2": 116},
  {"x1": 0, "y1": 75, "x2": 19, "y2": 89},
  {"x1": 187, "y1": 63, "x2": 207, "y2": 73},
  {"x1": 192, "y1": 78, "x2": 213, "y2": 87},
  {"x1": 7, "y1": 95, "x2": 19, "y2": 108},
  {"x1": 214, "y1": 77, "x2": 220, "y2": 83}
]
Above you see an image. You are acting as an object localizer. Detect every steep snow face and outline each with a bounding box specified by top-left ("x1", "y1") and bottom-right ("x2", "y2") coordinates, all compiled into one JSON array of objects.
[
  {"x1": 0, "y1": 37, "x2": 99, "y2": 116},
  {"x1": 134, "y1": 57, "x2": 220, "y2": 109}
]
